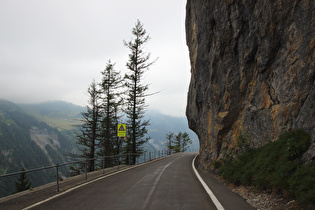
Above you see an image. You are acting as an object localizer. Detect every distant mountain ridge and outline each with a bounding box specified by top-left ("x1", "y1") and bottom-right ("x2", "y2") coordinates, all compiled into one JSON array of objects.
[
  {"x1": 17, "y1": 100, "x2": 199, "y2": 151},
  {"x1": 19, "y1": 100, "x2": 84, "y2": 117},
  {"x1": 146, "y1": 110, "x2": 199, "y2": 151}
]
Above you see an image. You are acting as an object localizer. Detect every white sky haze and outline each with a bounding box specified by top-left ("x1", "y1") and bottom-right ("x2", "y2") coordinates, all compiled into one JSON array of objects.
[{"x1": 0, "y1": 0, "x2": 190, "y2": 117}]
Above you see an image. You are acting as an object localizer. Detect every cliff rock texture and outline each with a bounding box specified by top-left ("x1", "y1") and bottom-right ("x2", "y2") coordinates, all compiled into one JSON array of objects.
[{"x1": 185, "y1": 0, "x2": 314, "y2": 169}]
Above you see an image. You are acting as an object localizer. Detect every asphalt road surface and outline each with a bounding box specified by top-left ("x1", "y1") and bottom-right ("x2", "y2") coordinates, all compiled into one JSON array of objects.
[{"x1": 27, "y1": 153, "x2": 254, "y2": 210}]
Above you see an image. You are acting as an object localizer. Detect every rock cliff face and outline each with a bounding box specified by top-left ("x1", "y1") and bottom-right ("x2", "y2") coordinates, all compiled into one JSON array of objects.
[{"x1": 185, "y1": 0, "x2": 314, "y2": 169}]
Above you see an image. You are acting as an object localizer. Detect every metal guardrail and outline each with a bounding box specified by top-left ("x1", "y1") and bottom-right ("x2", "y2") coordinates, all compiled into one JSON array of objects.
[{"x1": 0, "y1": 150, "x2": 172, "y2": 193}]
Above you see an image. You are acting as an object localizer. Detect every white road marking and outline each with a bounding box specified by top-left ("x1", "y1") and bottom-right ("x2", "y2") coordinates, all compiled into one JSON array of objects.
[
  {"x1": 192, "y1": 155, "x2": 225, "y2": 210},
  {"x1": 23, "y1": 155, "x2": 179, "y2": 210},
  {"x1": 141, "y1": 162, "x2": 172, "y2": 210},
  {"x1": 22, "y1": 164, "x2": 146, "y2": 209}
]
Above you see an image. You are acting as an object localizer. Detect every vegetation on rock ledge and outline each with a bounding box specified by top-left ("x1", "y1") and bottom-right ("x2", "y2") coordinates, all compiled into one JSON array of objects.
[{"x1": 214, "y1": 129, "x2": 314, "y2": 208}]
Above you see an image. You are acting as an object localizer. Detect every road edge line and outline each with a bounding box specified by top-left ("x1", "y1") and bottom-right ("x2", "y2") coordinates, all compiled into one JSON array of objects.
[
  {"x1": 22, "y1": 166, "x2": 133, "y2": 210},
  {"x1": 192, "y1": 155, "x2": 225, "y2": 210}
]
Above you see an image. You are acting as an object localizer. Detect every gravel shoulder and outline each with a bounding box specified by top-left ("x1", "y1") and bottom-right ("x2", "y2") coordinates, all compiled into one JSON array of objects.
[{"x1": 209, "y1": 171, "x2": 298, "y2": 210}]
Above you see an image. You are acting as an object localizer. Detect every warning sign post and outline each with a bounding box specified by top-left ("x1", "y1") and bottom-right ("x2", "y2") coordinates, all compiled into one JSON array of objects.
[{"x1": 117, "y1": 124, "x2": 126, "y2": 137}]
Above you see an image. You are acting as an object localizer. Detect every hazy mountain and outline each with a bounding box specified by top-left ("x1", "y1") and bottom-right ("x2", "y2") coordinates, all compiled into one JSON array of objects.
[
  {"x1": 0, "y1": 99, "x2": 77, "y2": 197},
  {"x1": 19, "y1": 101, "x2": 199, "y2": 152},
  {"x1": 19, "y1": 101, "x2": 85, "y2": 131},
  {"x1": 145, "y1": 110, "x2": 199, "y2": 152}
]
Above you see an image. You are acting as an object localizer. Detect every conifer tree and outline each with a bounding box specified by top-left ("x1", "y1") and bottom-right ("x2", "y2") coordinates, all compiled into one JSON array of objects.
[
  {"x1": 167, "y1": 132, "x2": 192, "y2": 153},
  {"x1": 75, "y1": 80, "x2": 102, "y2": 172},
  {"x1": 166, "y1": 132, "x2": 174, "y2": 155},
  {"x1": 177, "y1": 132, "x2": 192, "y2": 152},
  {"x1": 123, "y1": 20, "x2": 156, "y2": 164},
  {"x1": 15, "y1": 168, "x2": 31, "y2": 193},
  {"x1": 99, "y1": 60, "x2": 123, "y2": 166}
]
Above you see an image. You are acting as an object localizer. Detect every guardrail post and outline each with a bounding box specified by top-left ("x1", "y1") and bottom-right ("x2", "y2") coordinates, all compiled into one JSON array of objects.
[
  {"x1": 128, "y1": 153, "x2": 131, "y2": 166},
  {"x1": 85, "y1": 160, "x2": 88, "y2": 180},
  {"x1": 56, "y1": 163, "x2": 59, "y2": 192},
  {"x1": 118, "y1": 155, "x2": 120, "y2": 171},
  {"x1": 103, "y1": 156, "x2": 105, "y2": 174}
]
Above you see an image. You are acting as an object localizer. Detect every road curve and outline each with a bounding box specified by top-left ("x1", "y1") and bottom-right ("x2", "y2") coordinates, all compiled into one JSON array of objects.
[{"x1": 27, "y1": 153, "x2": 253, "y2": 210}]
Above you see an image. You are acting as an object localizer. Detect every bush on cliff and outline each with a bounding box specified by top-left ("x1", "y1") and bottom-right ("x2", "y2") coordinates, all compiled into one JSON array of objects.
[{"x1": 216, "y1": 129, "x2": 314, "y2": 208}]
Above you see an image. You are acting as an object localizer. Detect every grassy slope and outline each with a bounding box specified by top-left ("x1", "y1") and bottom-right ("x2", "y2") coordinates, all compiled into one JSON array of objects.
[{"x1": 19, "y1": 101, "x2": 84, "y2": 131}]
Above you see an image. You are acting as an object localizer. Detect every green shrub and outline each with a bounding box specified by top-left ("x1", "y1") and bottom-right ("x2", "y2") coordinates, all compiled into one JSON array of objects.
[
  {"x1": 239, "y1": 162, "x2": 255, "y2": 186},
  {"x1": 216, "y1": 129, "x2": 314, "y2": 207},
  {"x1": 279, "y1": 129, "x2": 311, "y2": 161},
  {"x1": 213, "y1": 160, "x2": 222, "y2": 169},
  {"x1": 289, "y1": 161, "x2": 315, "y2": 207},
  {"x1": 236, "y1": 130, "x2": 252, "y2": 153}
]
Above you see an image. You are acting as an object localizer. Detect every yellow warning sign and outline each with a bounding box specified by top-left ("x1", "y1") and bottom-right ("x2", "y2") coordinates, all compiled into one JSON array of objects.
[{"x1": 117, "y1": 124, "x2": 126, "y2": 137}]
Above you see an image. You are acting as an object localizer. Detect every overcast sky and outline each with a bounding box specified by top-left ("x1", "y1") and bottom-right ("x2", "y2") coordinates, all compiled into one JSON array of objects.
[{"x1": 0, "y1": 0, "x2": 190, "y2": 117}]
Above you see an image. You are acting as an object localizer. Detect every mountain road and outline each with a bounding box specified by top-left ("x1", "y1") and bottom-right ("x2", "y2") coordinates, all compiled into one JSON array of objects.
[{"x1": 25, "y1": 153, "x2": 254, "y2": 210}]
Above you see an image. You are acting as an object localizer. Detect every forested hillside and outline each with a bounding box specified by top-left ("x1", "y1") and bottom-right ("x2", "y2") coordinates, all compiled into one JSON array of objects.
[
  {"x1": 19, "y1": 101, "x2": 199, "y2": 153},
  {"x1": 0, "y1": 100, "x2": 76, "y2": 197}
]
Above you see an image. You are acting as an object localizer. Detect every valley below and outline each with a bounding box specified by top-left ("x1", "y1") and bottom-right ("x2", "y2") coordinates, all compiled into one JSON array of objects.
[{"x1": 0, "y1": 99, "x2": 198, "y2": 198}]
